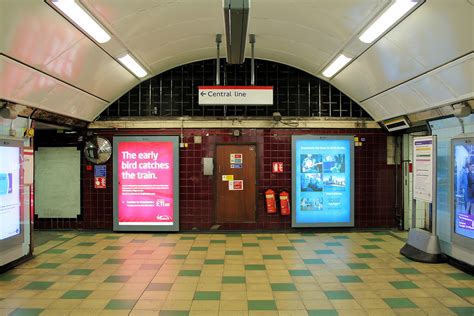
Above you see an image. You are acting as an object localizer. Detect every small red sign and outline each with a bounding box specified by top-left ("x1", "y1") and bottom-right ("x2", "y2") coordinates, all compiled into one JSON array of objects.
[
  {"x1": 95, "y1": 177, "x2": 106, "y2": 189},
  {"x1": 86, "y1": 165, "x2": 93, "y2": 171},
  {"x1": 272, "y1": 162, "x2": 284, "y2": 173}
]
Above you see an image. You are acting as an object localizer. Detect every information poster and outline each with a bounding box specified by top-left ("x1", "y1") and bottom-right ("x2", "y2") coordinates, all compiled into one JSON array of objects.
[
  {"x1": 113, "y1": 136, "x2": 179, "y2": 231},
  {"x1": 0, "y1": 146, "x2": 21, "y2": 240},
  {"x1": 292, "y1": 136, "x2": 354, "y2": 227},
  {"x1": 452, "y1": 138, "x2": 474, "y2": 241},
  {"x1": 413, "y1": 136, "x2": 434, "y2": 202}
]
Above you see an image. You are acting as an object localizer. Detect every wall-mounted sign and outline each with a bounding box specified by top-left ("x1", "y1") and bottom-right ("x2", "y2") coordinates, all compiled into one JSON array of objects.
[
  {"x1": 272, "y1": 162, "x2": 283, "y2": 173},
  {"x1": 198, "y1": 86, "x2": 273, "y2": 105},
  {"x1": 94, "y1": 165, "x2": 106, "y2": 177},
  {"x1": 292, "y1": 135, "x2": 354, "y2": 228},
  {"x1": 94, "y1": 177, "x2": 106, "y2": 189},
  {"x1": 222, "y1": 175, "x2": 234, "y2": 181},
  {"x1": 230, "y1": 153, "x2": 243, "y2": 164},
  {"x1": 413, "y1": 136, "x2": 434, "y2": 203},
  {"x1": 113, "y1": 136, "x2": 179, "y2": 232},
  {"x1": 229, "y1": 180, "x2": 243, "y2": 191},
  {"x1": 230, "y1": 164, "x2": 242, "y2": 169}
]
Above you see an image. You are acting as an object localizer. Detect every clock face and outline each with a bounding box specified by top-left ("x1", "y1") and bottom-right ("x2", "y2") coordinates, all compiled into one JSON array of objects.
[{"x1": 84, "y1": 137, "x2": 112, "y2": 164}]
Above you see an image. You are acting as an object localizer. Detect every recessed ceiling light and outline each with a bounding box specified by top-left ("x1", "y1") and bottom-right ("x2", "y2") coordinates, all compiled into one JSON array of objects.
[
  {"x1": 322, "y1": 54, "x2": 352, "y2": 78},
  {"x1": 359, "y1": 0, "x2": 418, "y2": 44},
  {"x1": 118, "y1": 54, "x2": 148, "y2": 78},
  {"x1": 51, "y1": 0, "x2": 111, "y2": 43}
]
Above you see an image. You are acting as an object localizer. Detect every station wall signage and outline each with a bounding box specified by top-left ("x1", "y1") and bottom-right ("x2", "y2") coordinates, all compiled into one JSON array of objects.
[
  {"x1": 113, "y1": 136, "x2": 179, "y2": 232},
  {"x1": 198, "y1": 86, "x2": 273, "y2": 105}
]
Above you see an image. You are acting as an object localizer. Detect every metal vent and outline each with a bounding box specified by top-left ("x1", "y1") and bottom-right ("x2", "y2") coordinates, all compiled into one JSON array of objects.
[{"x1": 224, "y1": 0, "x2": 249, "y2": 64}]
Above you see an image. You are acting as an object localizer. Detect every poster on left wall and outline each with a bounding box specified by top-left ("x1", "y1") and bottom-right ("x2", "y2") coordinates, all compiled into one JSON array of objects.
[{"x1": 113, "y1": 136, "x2": 179, "y2": 232}]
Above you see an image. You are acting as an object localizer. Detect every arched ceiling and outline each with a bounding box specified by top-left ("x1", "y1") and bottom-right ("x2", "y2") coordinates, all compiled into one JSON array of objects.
[{"x1": 0, "y1": 0, "x2": 472, "y2": 122}]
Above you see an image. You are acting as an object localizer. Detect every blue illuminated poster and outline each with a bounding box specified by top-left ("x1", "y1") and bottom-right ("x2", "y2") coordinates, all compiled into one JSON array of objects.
[{"x1": 292, "y1": 136, "x2": 354, "y2": 227}]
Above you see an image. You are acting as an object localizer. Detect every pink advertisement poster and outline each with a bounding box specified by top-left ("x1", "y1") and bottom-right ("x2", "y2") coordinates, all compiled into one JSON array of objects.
[{"x1": 117, "y1": 141, "x2": 175, "y2": 225}]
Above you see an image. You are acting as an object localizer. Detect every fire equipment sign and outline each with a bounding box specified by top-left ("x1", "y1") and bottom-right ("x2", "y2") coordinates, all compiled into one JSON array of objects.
[
  {"x1": 229, "y1": 180, "x2": 243, "y2": 190},
  {"x1": 272, "y1": 162, "x2": 283, "y2": 173}
]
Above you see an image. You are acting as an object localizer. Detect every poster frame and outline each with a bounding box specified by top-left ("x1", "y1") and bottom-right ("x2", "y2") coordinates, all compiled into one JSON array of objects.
[{"x1": 113, "y1": 135, "x2": 179, "y2": 232}]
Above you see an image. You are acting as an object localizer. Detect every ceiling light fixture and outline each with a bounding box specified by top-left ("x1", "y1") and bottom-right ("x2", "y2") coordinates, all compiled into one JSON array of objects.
[
  {"x1": 118, "y1": 54, "x2": 148, "y2": 78},
  {"x1": 359, "y1": 0, "x2": 418, "y2": 44},
  {"x1": 51, "y1": 0, "x2": 111, "y2": 43},
  {"x1": 322, "y1": 54, "x2": 352, "y2": 78}
]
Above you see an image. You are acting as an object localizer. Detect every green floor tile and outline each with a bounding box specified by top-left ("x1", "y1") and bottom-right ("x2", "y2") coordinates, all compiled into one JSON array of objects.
[
  {"x1": 44, "y1": 248, "x2": 66, "y2": 254},
  {"x1": 324, "y1": 290, "x2": 353, "y2": 300},
  {"x1": 243, "y1": 242, "x2": 259, "y2": 247},
  {"x1": 159, "y1": 311, "x2": 189, "y2": 316},
  {"x1": 222, "y1": 276, "x2": 246, "y2": 284},
  {"x1": 383, "y1": 298, "x2": 417, "y2": 309},
  {"x1": 367, "y1": 238, "x2": 385, "y2": 242},
  {"x1": 77, "y1": 242, "x2": 95, "y2": 246},
  {"x1": 178, "y1": 270, "x2": 201, "y2": 276},
  {"x1": 226, "y1": 250, "x2": 243, "y2": 255},
  {"x1": 337, "y1": 275, "x2": 362, "y2": 283},
  {"x1": 398, "y1": 256, "x2": 413, "y2": 263},
  {"x1": 168, "y1": 254, "x2": 187, "y2": 259},
  {"x1": 147, "y1": 283, "x2": 173, "y2": 291},
  {"x1": 315, "y1": 250, "x2": 334, "y2": 254},
  {"x1": 448, "y1": 273, "x2": 474, "y2": 280},
  {"x1": 390, "y1": 281, "x2": 419, "y2": 289},
  {"x1": 325, "y1": 242, "x2": 342, "y2": 247},
  {"x1": 73, "y1": 254, "x2": 95, "y2": 259},
  {"x1": 257, "y1": 236, "x2": 273, "y2": 240},
  {"x1": 104, "y1": 246, "x2": 122, "y2": 250},
  {"x1": 347, "y1": 263, "x2": 370, "y2": 269},
  {"x1": 194, "y1": 291, "x2": 220, "y2": 300},
  {"x1": 104, "y1": 235, "x2": 120, "y2": 240},
  {"x1": 303, "y1": 259, "x2": 324, "y2": 265},
  {"x1": 448, "y1": 288, "x2": 474, "y2": 297},
  {"x1": 245, "y1": 264, "x2": 266, "y2": 270},
  {"x1": 190, "y1": 246, "x2": 208, "y2": 251},
  {"x1": 204, "y1": 259, "x2": 224, "y2": 264},
  {"x1": 105, "y1": 299, "x2": 136, "y2": 310},
  {"x1": 277, "y1": 246, "x2": 295, "y2": 251},
  {"x1": 104, "y1": 258, "x2": 126, "y2": 264},
  {"x1": 395, "y1": 268, "x2": 421, "y2": 275},
  {"x1": 355, "y1": 253, "x2": 376, "y2": 259},
  {"x1": 263, "y1": 254, "x2": 282, "y2": 260},
  {"x1": 372, "y1": 231, "x2": 390, "y2": 235},
  {"x1": 61, "y1": 290, "x2": 92, "y2": 299},
  {"x1": 226, "y1": 233, "x2": 241, "y2": 237},
  {"x1": 9, "y1": 308, "x2": 44, "y2": 316},
  {"x1": 307, "y1": 310, "x2": 338, "y2": 316},
  {"x1": 289, "y1": 269, "x2": 312, "y2": 276},
  {"x1": 271, "y1": 283, "x2": 297, "y2": 291},
  {"x1": 450, "y1": 307, "x2": 474, "y2": 316},
  {"x1": 290, "y1": 239, "x2": 306, "y2": 243},
  {"x1": 69, "y1": 269, "x2": 93, "y2": 276},
  {"x1": 23, "y1": 281, "x2": 53, "y2": 290},
  {"x1": 36, "y1": 262, "x2": 61, "y2": 269},
  {"x1": 210, "y1": 240, "x2": 226, "y2": 244},
  {"x1": 80, "y1": 232, "x2": 96, "y2": 236},
  {"x1": 180, "y1": 236, "x2": 196, "y2": 240},
  {"x1": 248, "y1": 300, "x2": 277, "y2": 311},
  {"x1": 333, "y1": 235, "x2": 349, "y2": 240},
  {"x1": 0, "y1": 274, "x2": 18, "y2": 281},
  {"x1": 105, "y1": 275, "x2": 131, "y2": 283},
  {"x1": 160, "y1": 243, "x2": 176, "y2": 247},
  {"x1": 362, "y1": 245, "x2": 380, "y2": 249},
  {"x1": 55, "y1": 237, "x2": 72, "y2": 241}
]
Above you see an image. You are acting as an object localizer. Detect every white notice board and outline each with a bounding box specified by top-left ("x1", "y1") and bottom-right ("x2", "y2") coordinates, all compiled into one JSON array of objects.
[{"x1": 413, "y1": 136, "x2": 436, "y2": 203}]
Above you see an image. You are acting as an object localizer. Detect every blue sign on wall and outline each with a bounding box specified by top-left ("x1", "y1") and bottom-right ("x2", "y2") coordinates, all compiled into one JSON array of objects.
[
  {"x1": 94, "y1": 165, "x2": 107, "y2": 177},
  {"x1": 292, "y1": 136, "x2": 354, "y2": 227}
]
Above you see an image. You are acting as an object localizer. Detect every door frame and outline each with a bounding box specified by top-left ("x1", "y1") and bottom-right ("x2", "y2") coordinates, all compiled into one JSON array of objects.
[{"x1": 214, "y1": 142, "x2": 259, "y2": 224}]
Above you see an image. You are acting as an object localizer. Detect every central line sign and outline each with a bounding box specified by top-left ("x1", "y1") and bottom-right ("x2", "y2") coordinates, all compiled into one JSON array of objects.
[{"x1": 198, "y1": 86, "x2": 273, "y2": 105}]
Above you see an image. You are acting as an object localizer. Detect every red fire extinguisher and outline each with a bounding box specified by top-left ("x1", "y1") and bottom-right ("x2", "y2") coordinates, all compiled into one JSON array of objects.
[
  {"x1": 265, "y1": 189, "x2": 277, "y2": 214},
  {"x1": 279, "y1": 191, "x2": 290, "y2": 215}
]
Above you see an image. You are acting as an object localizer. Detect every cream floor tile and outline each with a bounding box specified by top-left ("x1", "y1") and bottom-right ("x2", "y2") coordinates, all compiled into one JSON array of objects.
[
  {"x1": 365, "y1": 309, "x2": 397, "y2": 316},
  {"x1": 162, "y1": 299, "x2": 193, "y2": 310},
  {"x1": 275, "y1": 300, "x2": 305, "y2": 310},
  {"x1": 129, "y1": 310, "x2": 160, "y2": 316},
  {"x1": 70, "y1": 309, "x2": 103, "y2": 316},
  {"x1": 357, "y1": 298, "x2": 390, "y2": 309},
  {"x1": 190, "y1": 300, "x2": 220, "y2": 311},
  {"x1": 247, "y1": 291, "x2": 274, "y2": 300},
  {"x1": 40, "y1": 309, "x2": 74, "y2": 315},
  {"x1": 133, "y1": 299, "x2": 165, "y2": 310},
  {"x1": 330, "y1": 299, "x2": 363, "y2": 310},
  {"x1": 302, "y1": 299, "x2": 334, "y2": 309},
  {"x1": 336, "y1": 310, "x2": 368, "y2": 316},
  {"x1": 221, "y1": 291, "x2": 248, "y2": 300},
  {"x1": 219, "y1": 299, "x2": 248, "y2": 311},
  {"x1": 77, "y1": 298, "x2": 109, "y2": 309}
]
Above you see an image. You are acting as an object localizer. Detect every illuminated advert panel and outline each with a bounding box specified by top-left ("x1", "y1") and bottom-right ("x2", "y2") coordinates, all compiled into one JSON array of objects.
[
  {"x1": 0, "y1": 139, "x2": 24, "y2": 249},
  {"x1": 292, "y1": 135, "x2": 354, "y2": 227},
  {"x1": 113, "y1": 136, "x2": 179, "y2": 232},
  {"x1": 451, "y1": 137, "x2": 474, "y2": 250}
]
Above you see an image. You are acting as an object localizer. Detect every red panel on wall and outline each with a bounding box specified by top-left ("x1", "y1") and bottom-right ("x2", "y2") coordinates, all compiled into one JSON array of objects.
[{"x1": 34, "y1": 128, "x2": 397, "y2": 230}]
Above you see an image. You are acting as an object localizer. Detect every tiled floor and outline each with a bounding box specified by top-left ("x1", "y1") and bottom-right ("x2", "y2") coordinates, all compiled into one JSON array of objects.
[{"x1": 0, "y1": 231, "x2": 473, "y2": 316}]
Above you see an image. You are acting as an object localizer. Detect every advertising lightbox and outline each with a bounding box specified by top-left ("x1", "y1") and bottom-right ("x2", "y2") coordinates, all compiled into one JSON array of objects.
[
  {"x1": 0, "y1": 139, "x2": 24, "y2": 248},
  {"x1": 452, "y1": 137, "x2": 474, "y2": 250},
  {"x1": 113, "y1": 136, "x2": 179, "y2": 231},
  {"x1": 292, "y1": 135, "x2": 354, "y2": 227}
]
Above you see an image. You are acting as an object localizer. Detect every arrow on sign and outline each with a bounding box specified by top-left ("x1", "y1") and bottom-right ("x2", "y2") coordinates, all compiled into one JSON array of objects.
[{"x1": 200, "y1": 91, "x2": 206, "y2": 96}]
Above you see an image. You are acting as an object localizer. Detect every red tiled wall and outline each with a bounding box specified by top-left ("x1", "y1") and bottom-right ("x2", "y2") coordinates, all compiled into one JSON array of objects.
[{"x1": 34, "y1": 128, "x2": 396, "y2": 230}]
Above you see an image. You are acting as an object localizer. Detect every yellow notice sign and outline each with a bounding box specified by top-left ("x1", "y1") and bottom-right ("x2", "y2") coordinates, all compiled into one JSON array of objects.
[{"x1": 222, "y1": 175, "x2": 234, "y2": 181}]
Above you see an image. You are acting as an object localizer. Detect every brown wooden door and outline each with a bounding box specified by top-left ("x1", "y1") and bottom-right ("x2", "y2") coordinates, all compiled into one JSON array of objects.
[{"x1": 216, "y1": 144, "x2": 256, "y2": 223}]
